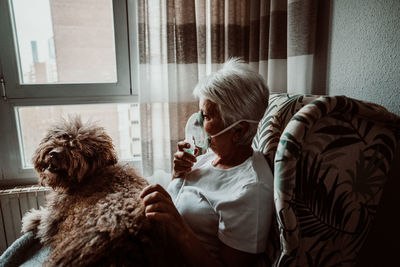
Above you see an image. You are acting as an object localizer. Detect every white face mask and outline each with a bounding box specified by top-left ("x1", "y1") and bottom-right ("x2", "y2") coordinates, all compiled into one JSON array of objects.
[{"x1": 184, "y1": 112, "x2": 258, "y2": 153}]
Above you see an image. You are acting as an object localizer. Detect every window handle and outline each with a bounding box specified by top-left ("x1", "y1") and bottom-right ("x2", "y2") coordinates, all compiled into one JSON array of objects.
[{"x1": 0, "y1": 76, "x2": 6, "y2": 100}]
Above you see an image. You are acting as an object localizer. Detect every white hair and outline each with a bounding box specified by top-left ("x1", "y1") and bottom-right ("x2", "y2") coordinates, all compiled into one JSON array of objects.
[{"x1": 193, "y1": 58, "x2": 269, "y2": 145}]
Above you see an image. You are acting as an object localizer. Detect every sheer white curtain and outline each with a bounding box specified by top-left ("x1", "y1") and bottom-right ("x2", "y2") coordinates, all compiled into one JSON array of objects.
[
  {"x1": 135, "y1": 0, "x2": 323, "y2": 180},
  {"x1": 137, "y1": 0, "x2": 200, "y2": 182}
]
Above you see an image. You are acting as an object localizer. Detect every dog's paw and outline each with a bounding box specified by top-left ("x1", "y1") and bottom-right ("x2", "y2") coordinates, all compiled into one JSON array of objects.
[{"x1": 21, "y1": 207, "x2": 46, "y2": 234}]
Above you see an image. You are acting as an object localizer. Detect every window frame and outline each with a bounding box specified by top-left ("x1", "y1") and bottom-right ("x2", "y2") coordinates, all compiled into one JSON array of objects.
[
  {"x1": 0, "y1": 0, "x2": 140, "y2": 187},
  {"x1": 0, "y1": 0, "x2": 132, "y2": 98}
]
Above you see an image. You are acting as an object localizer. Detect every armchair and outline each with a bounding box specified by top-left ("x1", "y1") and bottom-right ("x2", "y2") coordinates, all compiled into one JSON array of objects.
[{"x1": 268, "y1": 95, "x2": 400, "y2": 266}]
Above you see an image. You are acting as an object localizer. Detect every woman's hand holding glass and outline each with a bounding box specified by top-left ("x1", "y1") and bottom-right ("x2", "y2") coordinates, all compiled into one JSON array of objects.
[{"x1": 172, "y1": 141, "x2": 198, "y2": 178}]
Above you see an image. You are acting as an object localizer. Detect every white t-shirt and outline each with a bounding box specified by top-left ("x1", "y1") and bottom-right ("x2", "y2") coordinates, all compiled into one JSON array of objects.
[{"x1": 167, "y1": 150, "x2": 274, "y2": 259}]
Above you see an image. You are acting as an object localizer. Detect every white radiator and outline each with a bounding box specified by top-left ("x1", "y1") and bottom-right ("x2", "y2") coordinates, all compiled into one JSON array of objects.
[{"x1": 0, "y1": 186, "x2": 49, "y2": 254}]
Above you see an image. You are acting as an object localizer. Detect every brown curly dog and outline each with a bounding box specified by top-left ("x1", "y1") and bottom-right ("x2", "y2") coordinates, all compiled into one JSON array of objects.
[{"x1": 22, "y1": 117, "x2": 181, "y2": 266}]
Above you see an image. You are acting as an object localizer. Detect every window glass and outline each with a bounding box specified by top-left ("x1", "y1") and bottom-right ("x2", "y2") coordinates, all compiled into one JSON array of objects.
[
  {"x1": 12, "y1": 0, "x2": 117, "y2": 84},
  {"x1": 16, "y1": 103, "x2": 141, "y2": 168}
]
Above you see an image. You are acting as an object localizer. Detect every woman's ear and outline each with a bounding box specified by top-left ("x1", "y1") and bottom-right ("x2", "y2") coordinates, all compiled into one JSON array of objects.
[{"x1": 232, "y1": 122, "x2": 249, "y2": 142}]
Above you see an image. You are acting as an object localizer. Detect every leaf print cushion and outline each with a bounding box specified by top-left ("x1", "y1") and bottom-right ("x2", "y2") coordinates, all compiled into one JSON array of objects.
[
  {"x1": 253, "y1": 94, "x2": 318, "y2": 171},
  {"x1": 274, "y1": 96, "x2": 400, "y2": 266}
]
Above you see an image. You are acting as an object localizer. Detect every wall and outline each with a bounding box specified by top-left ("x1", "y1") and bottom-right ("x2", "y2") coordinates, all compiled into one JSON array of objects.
[
  {"x1": 327, "y1": 0, "x2": 400, "y2": 115},
  {"x1": 327, "y1": 2, "x2": 400, "y2": 266}
]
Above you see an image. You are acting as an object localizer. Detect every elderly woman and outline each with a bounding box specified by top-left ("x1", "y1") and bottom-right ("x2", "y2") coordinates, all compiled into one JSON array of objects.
[{"x1": 140, "y1": 58, "x2": 274, "y2": 266}]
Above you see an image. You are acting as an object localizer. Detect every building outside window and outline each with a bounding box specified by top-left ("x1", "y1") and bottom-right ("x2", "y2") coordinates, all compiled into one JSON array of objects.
[{"x1": 0, "y1": 0, "x2": 141, "y2": 186}]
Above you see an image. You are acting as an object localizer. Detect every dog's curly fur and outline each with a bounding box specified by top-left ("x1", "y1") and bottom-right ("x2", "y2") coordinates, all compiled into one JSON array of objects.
[{"x1": 22, "y1": 117, "x2": 179, "y2": 266}]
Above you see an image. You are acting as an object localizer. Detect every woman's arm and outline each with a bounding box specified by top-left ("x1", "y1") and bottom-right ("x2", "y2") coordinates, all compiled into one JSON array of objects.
[{"x1": 140, "y1": 184, "x2": 258, "y2": 267}]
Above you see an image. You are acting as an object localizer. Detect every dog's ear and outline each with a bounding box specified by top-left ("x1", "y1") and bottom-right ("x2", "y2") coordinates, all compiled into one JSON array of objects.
[
  {"x1": 81, "y1": 144, "x2": 117, "y2": 181},
  {"x1": 106, "y1": 152, "x2": 118, "y2": 166},
  {"x1": 89, "y1": 133, "x2": 118, "y2": 170},
  {"x1": 90, "y1": 149, "x2": 117, "y2": 171},
  {"x1": 100, "y1": 143, "x2": 118, "y2": 167}
]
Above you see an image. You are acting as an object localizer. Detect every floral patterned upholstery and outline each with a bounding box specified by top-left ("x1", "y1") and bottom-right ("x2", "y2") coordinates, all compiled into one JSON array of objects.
[
  {"x1": 253, "y1": 94, "x2": 318, "y2": 172},
  {"x1": 273, "y1": 96, "x2": 400, "y2": 266},
  {"x1": 253, "y1": 93, "x2": 318, "y2": 265}
]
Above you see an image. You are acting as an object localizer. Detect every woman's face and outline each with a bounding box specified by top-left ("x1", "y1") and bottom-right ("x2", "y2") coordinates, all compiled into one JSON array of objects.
[{"x1": 199, "y1": 98, "x2": 234, "y2": 155}]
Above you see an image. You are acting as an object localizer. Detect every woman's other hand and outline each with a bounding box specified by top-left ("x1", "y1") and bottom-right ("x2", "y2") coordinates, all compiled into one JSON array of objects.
[
  {"x1": 172, "y1": 141, "x2": 197, "y2": 179},
  {"x1": 140, "y1": 184, "x2": 225, "y2": 267},
  {"x1": 140, "y1": 184, "x2": 190, "y2": 235}
]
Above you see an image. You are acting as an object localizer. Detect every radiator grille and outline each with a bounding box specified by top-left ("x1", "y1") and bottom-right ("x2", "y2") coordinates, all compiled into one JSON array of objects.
[{"x1": 0, "y1": 186, "x2": 49, "y2": 254}]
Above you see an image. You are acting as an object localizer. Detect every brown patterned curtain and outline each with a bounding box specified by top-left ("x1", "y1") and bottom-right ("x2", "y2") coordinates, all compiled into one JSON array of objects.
[{"x1": 137, "y1": 0, "x2": 324, "y2": 178}]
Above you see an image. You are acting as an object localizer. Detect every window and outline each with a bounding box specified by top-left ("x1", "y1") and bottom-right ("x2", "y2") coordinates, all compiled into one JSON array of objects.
[
  {"x1": 13, "y1": 0, "x2": 117, "y2": 84},
  {"x1": 0, "y1": 0, "x2": 140, "y2": 186},
  {"x1": 16, "y1": 103, "x2": 142, "y2": 168}
]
